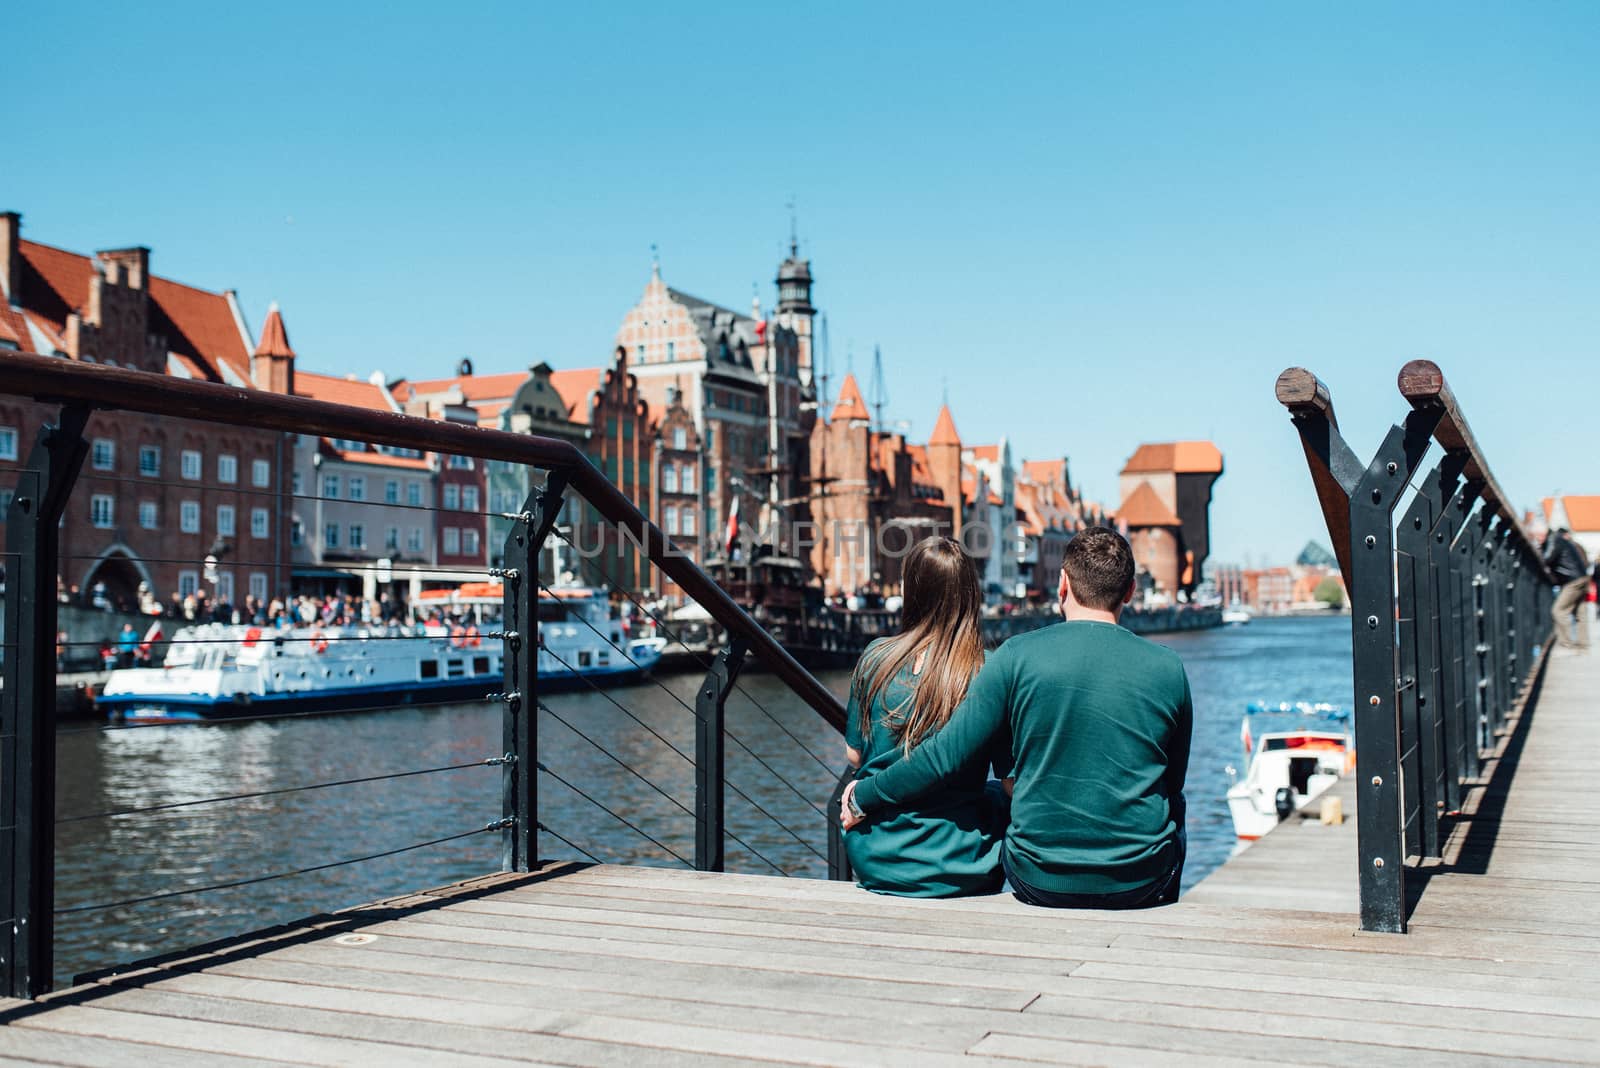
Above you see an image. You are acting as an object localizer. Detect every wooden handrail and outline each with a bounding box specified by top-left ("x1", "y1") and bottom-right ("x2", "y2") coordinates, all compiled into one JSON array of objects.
[{"x1": 0, "y1": 353, "x2": 847, "y2": 731}]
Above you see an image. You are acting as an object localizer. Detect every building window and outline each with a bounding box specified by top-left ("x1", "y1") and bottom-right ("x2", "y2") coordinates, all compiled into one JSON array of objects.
[
  {"x1": 665, "y1": 505, "x2": 678, "y2": 535},
  {"x1": 181, "y1": 450, "x2": 202, "y2": 480},
  {"x1": 249, "y1": 573, "x2": 269, "y2": 602},
  {"x1": 0, "y1": 427, "x2": 16, "y2": 461},
  {"x1": 217, "y1": 505, "x2": 236, "y2": 537},
  {"x1": 448, "y1": 455, "x2": 473, "y2": 470},
  {"x1": 178, "y1": 570, "x2": 199, "y2": 597},
  {"x1": 385, "y1": 527, "x2": 400, "y2": 551},
  {"x1": 180, "y1": 500, "x2": 200, "y2": 533},
  {"x1": 443, "y1": 484, "x2": 460, "y2": 510},
  {"x1": 463, "y1": 529, "x2": 480, "y2": 556},
  {"x1": 215, "y1": 571, "x2": 234, "y2": 604},
  {"x1": 706, "y1": 467, "x2": 716, "y2": 493},
  {"x1": 324, "y1": 523, "x2": 340, "y2": 548},
  {"x1": 291, "y1": 518, "x2": 304, "y2": 546},
  {"x1": 90, "y1": 494, "x2": 114, "y2": 528},
  {"x1": 139, "y1": 445, "x2": 161, "y2": 477},
  {"x1": 349, "y1": 523, "x2": 366, "y2": 549},
  {"x1": 443, "y1": 528, "x2": 460, "y2": 554},
  {"x1": 672, "y1": 427, "x2": 687, "y2": 451},
  {"x1": 681, "y1": 510, "x2": 696, "y2": 537},
  {"x1": 348, "y1": 476, "x2": 366, "y2": 502},
  {"x1": 384, "y1": 480, "x2": 400, "y2": 504},
  {"x1": 251, "y1": 508, "x2": 269, "y2": 538},
  {"x1": 91, "y1": 439, "x2": 115, "y2": 471},
  {"x1": 139, "y1": 501, "x2": 158, "y2": 529},
  {"x1": 666, "y1": 341, "x2": 676, "y2": 361},
  {"x1": 292, "y1": 471, "x2": 303, "y2": 495},
  {"x1": 635, "y1": 344, "x2": 645, "y2": 363},
  {"x1": 218, "y1": 454, "x2": 238, "y2": 484},
  {"x1": 407, "y1": 527, "x2": 424, "y2": 552},
  {"x1": 252, "y1": 459, "x2": 271, "y2": 488},
  {"x1": 681, "y1": 466, "x2": 695, "y2": 494},
  {"x1": 462, "y1": 486, "x2": 479, "y2": 511},
  {"x1": 323, "y1": 475, "x2": 340, "y2": 500},
  {"x1": 663, "y1": 465, "x2": 678, "y2": 494},
  {"x1": 406, "y1": 482, "x2": 422, "y2": 507}
]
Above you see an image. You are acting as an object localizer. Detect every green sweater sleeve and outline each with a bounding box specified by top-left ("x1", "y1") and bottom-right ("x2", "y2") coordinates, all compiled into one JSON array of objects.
[
  {"x1": 1166, "y1": 667, "x2": 1193, "y2": 824},
  {"x1": 853, "y1": 645, "x2": 1011, "y2": 813}
]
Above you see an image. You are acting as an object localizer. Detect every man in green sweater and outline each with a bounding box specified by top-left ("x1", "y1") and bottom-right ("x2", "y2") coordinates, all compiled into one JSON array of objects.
[{"x1": 841, "y1": 526, "x2": 1192, "y2": 908}]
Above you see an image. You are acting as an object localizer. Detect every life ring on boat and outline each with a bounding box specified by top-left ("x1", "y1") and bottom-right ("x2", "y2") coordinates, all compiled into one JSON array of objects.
[
  {"x1": 450, "y1": 625, "x2": 467, "y2": 649},
  {"x1": 242, "y1": 627, "x2": 263, "y2": 648},
  {"x1": 310, "y1": 629, "x2": 329, "y2": 655},
  {"x1": 464, "y1": 625, "x2": 482, "y2": 648}
]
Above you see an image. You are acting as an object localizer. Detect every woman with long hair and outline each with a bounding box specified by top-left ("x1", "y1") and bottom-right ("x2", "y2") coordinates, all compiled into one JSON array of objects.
[{"x1": 843, "y1": 536, "x2": 1010, "y2": 896}]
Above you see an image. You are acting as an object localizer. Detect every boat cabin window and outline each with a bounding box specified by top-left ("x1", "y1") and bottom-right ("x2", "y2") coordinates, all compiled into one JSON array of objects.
[
  {"x1": 578, "y1": 651, "x2": 592, "y2": 668},
  {"x1": 1289, "y1": 757, "x2": 1319, "y2": 795},
  {"x1": 472, "y1": 655, "x2": 490, "y2": 675},
  {"x1": 538, "y1": 602, "x2": 569, "y2": 623},
  {"x1": 446, "y1": 659, "x2": 465, "y2": 679},
  {"x1": 420, "y1": 660, "x2": 439, "y2": 680}
]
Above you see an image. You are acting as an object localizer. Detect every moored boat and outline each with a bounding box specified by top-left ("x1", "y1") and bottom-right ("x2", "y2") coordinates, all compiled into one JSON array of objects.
[{"x1": 1225, "y1": 701, "x2": 1353, "y2": 841}]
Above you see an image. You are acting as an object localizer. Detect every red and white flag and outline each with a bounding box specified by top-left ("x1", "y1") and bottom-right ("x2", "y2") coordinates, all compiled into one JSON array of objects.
[
  {"x1": 724, "y1": 497, "x2": 741, "y2": 558},
  {"x1": 138, "y1": 620, "x2": 163, "y2": 659},
  {"x1": 1240, "y1": 716, "x2": 1254, "y2": 756}
]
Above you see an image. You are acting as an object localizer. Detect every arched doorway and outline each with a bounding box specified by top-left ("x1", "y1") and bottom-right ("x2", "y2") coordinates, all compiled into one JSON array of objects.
[{"x1": 79, "y1": 547, "x2": 152, "y2": 614}]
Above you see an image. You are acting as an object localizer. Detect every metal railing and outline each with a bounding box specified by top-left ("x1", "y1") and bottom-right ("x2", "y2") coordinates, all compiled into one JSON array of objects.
[
  {"x1": 1276, "y1": 360, "x2": 1553, "y2": 933},
  {"x1": 0, "y1": 352, "x2": 849, "y2": 997}
]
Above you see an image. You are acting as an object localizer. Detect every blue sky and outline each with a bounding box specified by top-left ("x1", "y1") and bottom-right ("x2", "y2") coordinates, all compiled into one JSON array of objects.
[{"x1": 13, "y1": 2, "x2": 1599, "y2": 565}]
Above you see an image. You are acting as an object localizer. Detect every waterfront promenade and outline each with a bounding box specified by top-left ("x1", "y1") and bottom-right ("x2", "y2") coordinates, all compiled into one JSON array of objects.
[{"x1": 0, "y1": 647, "x2": 1591, "y2": 1065}]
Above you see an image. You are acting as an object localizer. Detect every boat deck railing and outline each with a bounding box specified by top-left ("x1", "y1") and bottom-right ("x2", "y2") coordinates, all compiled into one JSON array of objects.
[
  {"x1": 1276, "y1": 359, "x2": 1553, "y2": 932},
  {"x1": 0, "y1": 352, "x2": 849, "y2": 998}
]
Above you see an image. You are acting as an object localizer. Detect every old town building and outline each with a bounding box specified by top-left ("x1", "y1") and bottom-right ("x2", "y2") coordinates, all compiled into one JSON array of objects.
[
  {"x1": 1116, "y1": 441, "x2": 1224, "y2": 598},
  {"x1": 0, "y1": 212, "x2": 293, "y2": 608}
]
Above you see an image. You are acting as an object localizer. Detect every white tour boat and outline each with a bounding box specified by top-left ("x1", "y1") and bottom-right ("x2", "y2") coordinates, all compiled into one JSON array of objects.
[
  {"x1": 1225, "y1": 702, "x2": 1354, "y2": 841},
  {"x1": 97, "y1": 585, "x2": 665, "y2": 724}
]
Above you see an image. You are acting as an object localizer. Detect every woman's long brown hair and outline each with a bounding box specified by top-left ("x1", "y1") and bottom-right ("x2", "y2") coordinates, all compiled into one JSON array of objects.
[{"x1": 853, "y1": 536, "x2": 985, "y2": 754}]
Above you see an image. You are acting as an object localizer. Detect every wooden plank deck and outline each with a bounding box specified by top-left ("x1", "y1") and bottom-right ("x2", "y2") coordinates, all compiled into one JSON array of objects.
[{"x1": 4, "y1": 648, "x2": 1597, "y2": 1065}]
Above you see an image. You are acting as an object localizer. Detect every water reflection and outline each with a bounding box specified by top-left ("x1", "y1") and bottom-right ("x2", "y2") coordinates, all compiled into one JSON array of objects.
[{"x1": 55, "y1": 614, "x2": 1350, "y2": 985}]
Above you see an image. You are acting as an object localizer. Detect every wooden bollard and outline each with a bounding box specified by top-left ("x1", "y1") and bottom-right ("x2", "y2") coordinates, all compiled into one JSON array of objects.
[{"x1": 1320, "y1": 796, "x2": 1344, "y2": 826}]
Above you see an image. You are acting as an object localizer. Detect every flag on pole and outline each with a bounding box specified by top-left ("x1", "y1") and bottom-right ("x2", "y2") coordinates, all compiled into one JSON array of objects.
[
  {"x1": 724, "y1": 497, "x2": 740, "y2": 559},
  {"x1": 138, "y1": 620, "x2": 163, "y2": 660},
  {"x1": 1240, "y1": 715, "x2": 1254, "y2": 756}
]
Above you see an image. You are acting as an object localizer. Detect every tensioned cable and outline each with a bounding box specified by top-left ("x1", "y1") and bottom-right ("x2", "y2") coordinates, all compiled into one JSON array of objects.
[
  {"x1": 55, "y1": 820, "x2": 509, "y2": 915},
  {"x1": 60, "y1": 699, "x2": 494, "y2": 735},
  {"x1": 537, "y1": 700, "x2": 786, "y2": 874},
  {"x1": 58, "y1": 551, "x2": 507, "y2": 581},
  {"x1": 56, "y1": 757, "x2": 505, "y2": 824},
  {"x1": 539, "y1": 645, "x2": 822, "y2": 865},
  {"x1": 536, "y1": 822, "x2": 603, "y2": 864},
  {"x1": 57, "y1": 630, "x2": 503, "y2": 650},
  {"x1": 536, "y1": 762, "x2": 692, "y2": 869},
  {"x1": 544, "y1": 535, "x2": 838, "y2": 777},
  {"x1": 537, "y1": 581, "x2": 828, "y2": 819}
]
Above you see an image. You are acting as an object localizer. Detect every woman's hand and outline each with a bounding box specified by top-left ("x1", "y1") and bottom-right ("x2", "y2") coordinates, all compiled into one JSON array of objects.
[{"x1": 839, "y1": 780, "x2": 865, "y2": 830}]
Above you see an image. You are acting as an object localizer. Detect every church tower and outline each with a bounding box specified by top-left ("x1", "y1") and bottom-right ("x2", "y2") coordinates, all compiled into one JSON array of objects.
[{"x1": 774, "y1": 237, "x2": 815, "y2": 386}]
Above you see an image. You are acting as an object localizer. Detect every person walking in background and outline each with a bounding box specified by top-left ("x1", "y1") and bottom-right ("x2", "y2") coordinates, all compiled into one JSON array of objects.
[
  {"x1": 842, "y1": 537, "x2": 1010, "y2": 898},
  {"x1": 115, "y1": 623, "x2": 138, "y2": 669},
  {"x1": 1543, "y1": 527, "x2": 1590, "y2": 651}
]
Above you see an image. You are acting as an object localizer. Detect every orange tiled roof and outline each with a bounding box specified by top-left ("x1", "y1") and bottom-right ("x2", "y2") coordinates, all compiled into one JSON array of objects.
[
  {"x1": 18, "y1": 239, "x2": 250, "y2": 381},
  {"x1": 832, "y1": 373, "x2": 870, "y2": 422},
  {"x1": 254, "y1": 303, "x2": 294, "y2": 358},
  {"x1": 295, "y1": 370, "x2": 396, "y2": 411},
  {"x1": 550, "y1": 368, "x2": 602, "y2": 425},
  {"x1": 1545, "y1": 495, "x2": 1600, "y2": 532},
  {"x1": 405, "y1": 370, "x2": 529, "y2": 403},
  {"x1": 1121, "y1": 441, "x2": 1223, "y2": 475},
  {"x1": 1022, "y1": 459, "x2": 1065, "y2": 485},
  {"x1": 929, "y1": 404, "x2": 960, "y2": 447},
  {"x1": 1117, "y1": 482, "x2": 1182, "y2": 527},
  {"x1": 968, "y1": 444, "x2": 999, "y2": 462},
  {"x1": 320, "y1": 443, "x2": 430, "y2": 470}
]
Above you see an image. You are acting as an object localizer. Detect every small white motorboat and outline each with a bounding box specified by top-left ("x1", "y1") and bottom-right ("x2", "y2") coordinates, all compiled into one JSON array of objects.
[
  {"x1": 1221, "y1": 604, "x2": 1253, "y2": 625},
  {"x1": 1226, "y1": 702, "x2": 1353, "y2": 841}
]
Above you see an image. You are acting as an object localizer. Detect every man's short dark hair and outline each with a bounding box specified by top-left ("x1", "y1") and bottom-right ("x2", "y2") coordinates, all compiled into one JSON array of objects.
[{"x1": 1063, "y1": 526, "x2": 1135, "y2": 611}]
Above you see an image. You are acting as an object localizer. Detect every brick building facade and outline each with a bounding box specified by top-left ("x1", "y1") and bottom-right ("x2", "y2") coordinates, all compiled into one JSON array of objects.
[{"x1": 0, "y1": 212, "x2": 294, "y2": 609}]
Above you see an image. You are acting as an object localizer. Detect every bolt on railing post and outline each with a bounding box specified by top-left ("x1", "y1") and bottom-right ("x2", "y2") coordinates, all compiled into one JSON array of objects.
[
  {"x1": 500, "y1": 471, "x2": 568, "y2": 873},
  {"x1": 1, "y1": 406, "x2": 89, "y2": 999},
  {"x1": 695, "y1": 638, "x2": 748, "y2": 872}
]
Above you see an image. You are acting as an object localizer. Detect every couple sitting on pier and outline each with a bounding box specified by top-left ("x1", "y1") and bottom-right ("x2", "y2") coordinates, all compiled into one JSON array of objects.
[{"x1": 839, "y1": 528, "x2": 1193, "y2": 909}]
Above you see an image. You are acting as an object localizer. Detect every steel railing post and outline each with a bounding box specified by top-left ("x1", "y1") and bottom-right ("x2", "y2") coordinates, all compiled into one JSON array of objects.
[
  {"x1": 1, "y1": 406, "x2": 89, "y2": 998},
  {"x1": 827, "y1": 767, "x2": 856, "y2": 882},
  {"x1": 500, "y1": 471, "x2": 568, "y2": 873},
  {"x1": 695, "y1": 638, "x2": 747, "y2": 872}
]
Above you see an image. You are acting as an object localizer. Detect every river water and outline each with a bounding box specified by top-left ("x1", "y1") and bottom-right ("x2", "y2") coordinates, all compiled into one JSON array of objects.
[{"x1": 54, "y1": 614, "x2": 1352, "y2": 985}]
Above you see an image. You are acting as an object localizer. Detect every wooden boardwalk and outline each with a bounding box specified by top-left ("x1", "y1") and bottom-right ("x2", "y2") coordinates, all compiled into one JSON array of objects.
[{"x1": 3, "y1": 649, "x2": 1597, "y2": 1066}]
